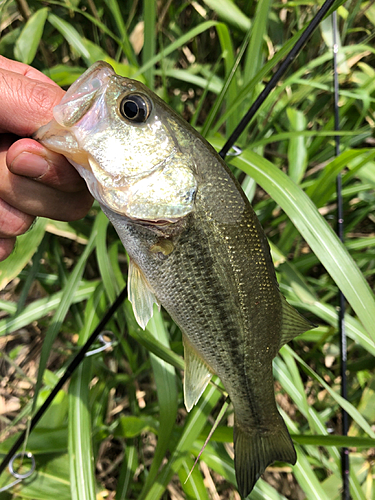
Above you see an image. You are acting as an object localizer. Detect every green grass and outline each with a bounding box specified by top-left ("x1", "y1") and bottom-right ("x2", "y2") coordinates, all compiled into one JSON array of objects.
[{"x1": 1, "y1": 1, "x2": 375, "y2": 499}]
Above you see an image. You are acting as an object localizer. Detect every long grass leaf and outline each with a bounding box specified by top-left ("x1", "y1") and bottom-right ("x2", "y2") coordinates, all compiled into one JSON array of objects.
[
  {"x1": 198, "y1": 426, "x2": 375, "y2": 448},
  {"x1": 33, "y1": 228, "x2": 97, "y2": 408},
  {"x1": 143, "y1": 384, "x2": 222, "y2": 500},
  {"x1": 139, "y1": 306, "x2": 178, "y2": 498},
  {"x1": 14, "y1": 7, "x2": 48, "y2": 64},
  {"x1": 201, "y1": 25, "x2": 250, "y2": 137},
  {"x1": 116, "y1": 442, "x2": 138, "y2": 499},
  {"x1": 286, "y1": 346, "x2": 375, "y2": 438},
  {"x1": 0, "y1": 282, "x2": 98, "y2": 336},
  {"x1": 104, "y1": 0, "x2": 138, "y2": 66},
  {"x1": 142, "y1": 0, "x2": 155, "y2": 88},
  {"x1": 48, "y1": 13, "x2": 91, "y2": 64},
  {"x1": 293, "y1": 447, "x2": 331, "y2": 500},
  {"x1": 134, "y1": 21, "x2": 218, "y2": 78},
  {"x1": 46, "y1": 0, "x2": 136, "y2": 64},
  {"x1": 69, "y1": 286, "x2": 104, "y2": 500},
  {"x1": 178, "y1": 457, "x2": 210, "y2": 500},
  {"x1": 202, "y1": 0, "x2": 251, "y2": 32},
  {"x1": 0, "y1": 218, "x2": 46, "y2": 290},
  {"x1": 95, "y1": 211, "x2": 118, "y2": 302},
  {"x1": 286, "y1": 107, "x2": 308, "y2": 184},
  {"x1": 244, "y1": 0, "x2": 271, "y2": 83},
  {"x1": 154, "y1": 68, "x2": 222, "y2": 93}
]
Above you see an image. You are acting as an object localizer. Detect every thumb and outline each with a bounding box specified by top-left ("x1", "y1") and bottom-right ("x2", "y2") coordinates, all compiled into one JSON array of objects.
[{"x1": 0, "y1": 67, "x2": 64, "y2": 136}]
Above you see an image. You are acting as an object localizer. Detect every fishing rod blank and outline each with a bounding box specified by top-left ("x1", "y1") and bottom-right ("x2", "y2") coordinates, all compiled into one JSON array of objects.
[{"x1": 332, "y1": 11, "x2": 350, "y2": 500}]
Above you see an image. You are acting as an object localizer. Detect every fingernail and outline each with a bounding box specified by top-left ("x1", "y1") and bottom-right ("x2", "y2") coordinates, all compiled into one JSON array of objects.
[{"x1": 10, "y1": 152, "x2": 49, "y2": 178}]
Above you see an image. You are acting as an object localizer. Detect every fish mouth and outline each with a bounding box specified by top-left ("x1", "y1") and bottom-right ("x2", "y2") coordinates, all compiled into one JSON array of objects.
[
  {"x1": 32, "y1": 62, "x2": 116, "y2": 159},
  {"x1": 52, "y1": 62, "x2": 115, "y2": 128}
]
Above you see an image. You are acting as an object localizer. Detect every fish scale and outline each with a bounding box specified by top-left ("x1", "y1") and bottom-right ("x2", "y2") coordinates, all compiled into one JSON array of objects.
[{"x1": 35, "y1": 61, "x2": 313, "y2": 498}]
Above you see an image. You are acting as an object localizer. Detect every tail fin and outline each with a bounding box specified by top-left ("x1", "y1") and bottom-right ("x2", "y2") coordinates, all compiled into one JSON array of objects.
[{"x1": 234, "y1": 416, "x2": 296, "y2": 498}]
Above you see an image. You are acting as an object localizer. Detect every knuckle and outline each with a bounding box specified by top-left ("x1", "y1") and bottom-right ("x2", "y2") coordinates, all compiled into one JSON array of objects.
[
  {"x1": 0, "y1": 238, "x2": 16, "y2": 262},
  {"x1": 0, "y1": 217, "x2": 28, "y2": 237},
  {"x1": 0, "y1": 198, "x2": 33, "y2": 237},
  {"x1": 24, "y1": 81, "x2": 61, "y2": 120}
]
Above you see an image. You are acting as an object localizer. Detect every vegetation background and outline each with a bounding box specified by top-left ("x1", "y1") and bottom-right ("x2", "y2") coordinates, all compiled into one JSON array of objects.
[{"x1": 0, "y1": 0, "x2": 375, "y2": 498}]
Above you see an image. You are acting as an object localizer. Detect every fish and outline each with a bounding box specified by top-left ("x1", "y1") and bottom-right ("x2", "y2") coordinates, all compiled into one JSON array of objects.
[{"x1": 34, "y1": 61, "x2": 312, "y2": 498}]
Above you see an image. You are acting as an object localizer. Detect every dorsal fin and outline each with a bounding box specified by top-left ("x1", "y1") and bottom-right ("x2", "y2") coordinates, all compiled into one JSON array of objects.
[
  {"x1": 183, "y1": 334, "x2": 213, "y2": 412},
  {"x1": 128, "y1": 259, "x2": 159, "y2": 329},
  {"x1": 279, "y1": 296, "x2": 314, "y2": 349}
]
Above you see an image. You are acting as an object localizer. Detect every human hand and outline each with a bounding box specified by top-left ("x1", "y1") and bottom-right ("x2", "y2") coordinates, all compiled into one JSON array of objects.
[{"x1": 0, "y1": 56, "x2": 93, "y2": 261}]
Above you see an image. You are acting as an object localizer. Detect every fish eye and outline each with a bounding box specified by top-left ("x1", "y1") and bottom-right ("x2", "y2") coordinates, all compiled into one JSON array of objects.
[{"x1": 119, "y1": 93, "x2": 152, "y2": 123}]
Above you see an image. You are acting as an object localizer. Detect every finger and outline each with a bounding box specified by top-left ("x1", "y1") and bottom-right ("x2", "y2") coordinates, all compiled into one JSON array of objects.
[
  {"x1": 0, "y1": 197, "x2": 34, "y2": 238},
  {"x1": 0, "y1": 170, "x2": 93, "y2": 221},
  {"x1": 0, "y1": 67, "x2": 64, "y2": 136},
  {"x1": 0, "y1": 237, "x2": 16, "y2": 262},
  {"x1": 7, "y1": 138, "x2": 88, "y2": 193},
  {"x1": 0, "y1": 139, "x2": 93, "y2": 221},
  {"x1": 0, "y1": 56, "x2": 61, "y2": 86}
]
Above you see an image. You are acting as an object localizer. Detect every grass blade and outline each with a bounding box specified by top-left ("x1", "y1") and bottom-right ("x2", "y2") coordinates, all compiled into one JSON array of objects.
[
  {"x1": 0, "y1": 217, "x2": 46, "y2": 291},
  {"x1": 201, "y1": 25, "x2": 250, "y2": 137},
  {"x1": 14, "y1": 7, "x2": 48, "y2": 64},
  {"x1": 178, "y1": 457, "x2": 210, "y2": 500},
  {"x1": 68, "y1": 286, "x2": 105, "y2": 500},
  {"x1": 143, "y1": 384, "x2": 222, "y2": 500},
  {"x1": 293, "y1": 447, "x2": 331, "y2": 500},
  {"x1": 139, "y1": 307, "x2": 178, "y2": 498},
  {"x1": 134, "y1": 21, "x2": 218, "y2": 78},
  {"x1": 48, "y1": 13, "x2": 92, "y2": 64},
  {"x1": 0, "y1": 282, "x2": 97, "y2": 337},
  {"x1": 142, "y1": 0, "x2": 155, "y2": 88},
  {"x1": 286, "y1": 107, "x2": 308, "y2": 184},
  {"x1": 287, "y1": 346, "x2": 375, "y2": 438},
  {"x1": 33, "y1": 227, "x2": 97, "y2": 409},
  {"x1": 202, "y1": 0, "x2": 251, "y2": 32}
]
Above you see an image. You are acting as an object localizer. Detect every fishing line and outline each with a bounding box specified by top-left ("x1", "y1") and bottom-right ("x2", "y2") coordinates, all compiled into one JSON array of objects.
[
  {"x1": 219, "y1": 0, "x2": 338, "y2": 160},
  {"x1": 332, "y1": 11, "x2": 350, "y2": 500},
  {"x1": 0, "y1": 285, "x2": 128, "y2": 477}
]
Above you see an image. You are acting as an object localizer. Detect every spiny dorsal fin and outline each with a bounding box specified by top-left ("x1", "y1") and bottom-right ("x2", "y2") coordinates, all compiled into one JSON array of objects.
[
  {"x1": 128, "y1": 259, "x2": 159, "y2": 330},
  {"x1": 279, "y1": 296, "x2": 314, "y2": 349},
  {"x1": 183, "y1": 334, "x2": 213, "y2": 412}
]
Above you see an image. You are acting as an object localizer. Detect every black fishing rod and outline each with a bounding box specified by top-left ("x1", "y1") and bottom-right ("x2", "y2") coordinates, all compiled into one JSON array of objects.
[
  {"x1": 0, "y1": 0, "x2": 341, "y2": 489},
  {"x1": 332, "y1": 11, "x2": 350, "y2": 500}
]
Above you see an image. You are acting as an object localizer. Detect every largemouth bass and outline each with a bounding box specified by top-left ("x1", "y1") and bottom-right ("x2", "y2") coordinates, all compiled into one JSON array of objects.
[{"x1": 35, "y1": 61, "x2": 312, "y2": 498}]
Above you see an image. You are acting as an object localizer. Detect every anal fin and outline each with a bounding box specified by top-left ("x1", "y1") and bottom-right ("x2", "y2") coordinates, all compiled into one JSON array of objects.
[
  {"x1": 128, "y1": 259, "x2": 159, "y2": 330},
  {"x1": 183, "y1": 335, "x2": 213, "y2": 412},
  {"x1": 279, "y1": 296, "x2": 315, "y2": 349}
]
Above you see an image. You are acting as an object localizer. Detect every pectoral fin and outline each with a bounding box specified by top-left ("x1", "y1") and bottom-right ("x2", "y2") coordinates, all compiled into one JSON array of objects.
[
  {"x1": 128, "y1": 259, "x2": 159, "y2": 329},
  {"x1": 279, "y1": 297, "x2": 315, "y2": 349},
  {"x1": 183, "y1": 335, "x2": 213, "y2": 412}
]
